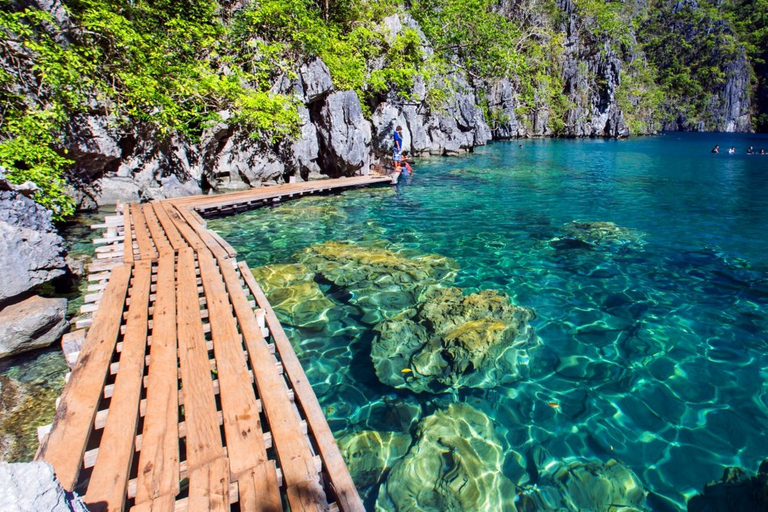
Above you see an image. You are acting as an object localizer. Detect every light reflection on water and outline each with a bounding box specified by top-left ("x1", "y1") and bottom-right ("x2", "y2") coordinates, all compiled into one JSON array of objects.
[{"x1": 208, "y1": 133, "x2": 768, "y2": 511}]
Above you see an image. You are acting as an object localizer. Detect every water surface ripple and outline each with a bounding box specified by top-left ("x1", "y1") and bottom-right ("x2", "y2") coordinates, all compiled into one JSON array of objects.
[{"x1": 209, "y1": 133, "x2": 768, "y2": 511}]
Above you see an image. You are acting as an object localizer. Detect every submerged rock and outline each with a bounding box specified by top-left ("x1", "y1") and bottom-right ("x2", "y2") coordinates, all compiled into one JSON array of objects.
[
  {"x1": 295, "y1": 241, "x2": 458, "y2": 324},
  {"x1": 0, "y1": 376, "x2": 60, "y2": 462},
  {"x1": 687, "y1": 460, "x2": 768, "y2": 512},
  {"x1": 376, "y1": 403, "x2": 516, "y2": 511},
  {"x1": 339, "y1": 430, "x2": 412, "y2": 489},
  {"x1": 518, "y1": 459, "x2": 648, "y2": 511},
  {"x1": 372, "y1": 287, "x2": 538, "y2": 393},
  {"x1": 250, "y1": 263, "x2": 334, "y2": 328},
  {"x1": 550, "y1": 221, "x2": 646, "y2": 251}
]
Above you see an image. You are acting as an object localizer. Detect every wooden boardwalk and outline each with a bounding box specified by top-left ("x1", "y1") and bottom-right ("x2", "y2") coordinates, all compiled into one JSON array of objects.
[{"x1": 37, "y1": 175, "x2": 393, "y2": 512}]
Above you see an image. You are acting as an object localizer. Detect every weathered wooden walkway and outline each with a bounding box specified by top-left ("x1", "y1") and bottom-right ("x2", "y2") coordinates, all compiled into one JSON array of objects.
[{"x1": 37, "y1": 175, "x2": 393, "y2": 512}]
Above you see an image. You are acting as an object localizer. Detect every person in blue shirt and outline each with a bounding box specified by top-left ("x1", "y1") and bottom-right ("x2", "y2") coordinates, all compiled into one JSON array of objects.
[{"x1": 393, "y1": 125, "x2": 403, "y2": 172}]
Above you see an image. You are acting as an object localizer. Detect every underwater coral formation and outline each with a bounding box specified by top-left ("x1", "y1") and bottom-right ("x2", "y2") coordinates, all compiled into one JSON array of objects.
[
  {"x1": 372, "y1": 287, "x2": 539, "y2": 393},
  {"x1": 376, "y1": 403, "x2": 516, "y2": 512}
]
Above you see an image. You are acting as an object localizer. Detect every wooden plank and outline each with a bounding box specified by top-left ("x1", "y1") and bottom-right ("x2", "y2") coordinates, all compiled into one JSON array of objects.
[
  {"x1": 174, "y1": 206, "x2": 229, "y2": 261},
  {"x1": 143, "y1": 203, "x2": 172, "y2": 255},
  {"x1": 187, "y1": 457, "x2": 229, "y2": 512},
  {"x1": 236, "y1": 461, "x2": 282, "y2": 512},
  {"x1": 36, "y1": 264, "x2": 133, "y2": 491},
  {"x1": 131, "y1": 203, "x2": 158, "y2": 261},
  {"x1": 174, "y1": 176, "x2": 390, "y2": 212},
  {"x1": 153, "y1": 203, "x2": 187, "y2": 252},
  {"x1": 221, "y1": 259, "x2": 328, "y2": 512},
  {"x1": 239, "y1": 261, "x2": 365, "y2": 512},
  {"x1": 85, "y1": 261, "x2": 152, "y2": 511},
  {"x1": 163, "y1": 204, "x2": 207, "y2": 252},
  {"x1": 128, "y1": 494, "x2": 175, "y2": 512},
  {"x1": 135, "y1": 255, "x2": 180, "y2": 504},
  {"x1": 197, "y1": 250, "x2": 278, "y2": 503},
  {"x1": 176, "y1": 248, "x2": 224, "y2": 469},
  {"x1": 124, "y1": 207, "x2": 135, "y2": 264}
]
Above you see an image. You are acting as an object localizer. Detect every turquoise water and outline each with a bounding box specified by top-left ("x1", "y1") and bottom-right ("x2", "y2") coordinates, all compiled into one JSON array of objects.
[{"x1": 209, "y1": 132, "x2": 768, "y2": 511}]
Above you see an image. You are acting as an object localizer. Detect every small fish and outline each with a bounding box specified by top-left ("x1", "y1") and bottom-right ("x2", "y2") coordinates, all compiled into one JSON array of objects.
[
  {"x1": 546, "y1": 402, "x2": 560, "y2": 409},
  {"x1": 401, "y1": 368, "x2": 413, "y2": 373}
]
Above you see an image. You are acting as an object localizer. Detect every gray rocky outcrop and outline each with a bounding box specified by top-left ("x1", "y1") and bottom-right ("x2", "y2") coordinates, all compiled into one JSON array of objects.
[
  {"x1": 719, "y1": 50, "x2": 752, "y2": 132},
  {"x1": 0, "y1": 462, "x2": 88, "y2": 511},
  {"x1": 485, "y1": 78, "x2": 525, "y2": 139},
  {"x1": 0, "y1": 296, "x2": 68, "y2": 359},
  {"x1": 315, "y1": 91, "x2": 372, "y2": 175},
  {"x1": 557, "y1": 0, "x2": 630, "y2": 137},
  {"x1": 0, "y1": 191, "x2": 67, "y2": 303}
]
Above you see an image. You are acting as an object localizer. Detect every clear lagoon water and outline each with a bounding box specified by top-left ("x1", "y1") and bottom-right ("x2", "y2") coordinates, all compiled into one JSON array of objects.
[{"x1": 209, "y1": 132, "x2": 768, "y2": 511}]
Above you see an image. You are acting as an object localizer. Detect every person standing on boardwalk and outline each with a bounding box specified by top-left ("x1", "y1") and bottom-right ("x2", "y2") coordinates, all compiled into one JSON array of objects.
[{"x1": 393, "y1": 125, "x2": 403, "y2": 172}]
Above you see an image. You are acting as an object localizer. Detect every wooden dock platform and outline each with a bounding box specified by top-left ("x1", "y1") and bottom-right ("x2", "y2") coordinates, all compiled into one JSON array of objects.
[{"x1": 36, "y1": 176, "x2": 393, "y2": 511}]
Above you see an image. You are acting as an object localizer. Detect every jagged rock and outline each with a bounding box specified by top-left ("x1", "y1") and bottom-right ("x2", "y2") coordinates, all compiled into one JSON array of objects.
[
  {"x1": 202, "y1": 127, "x2": 287, "y2": 190},
  {"x1": 372, "y1": 287, "x2": 538, "y2": 393},
  {"x1": 721, "y1": 50, "x2": 752, "y2": 132},
  {"x1": 517, "y1": 459, "x2": 648, "y2": 511},
  {"x1": 94, "y1": 176, "x2": 141, "y2": 205},
  {"x1": 64, "y1": 114, "x2": 123, "y2": 178},
  {"x1": 486, "y1": 78, "x2": 524, "y2": 139},
  {"x1": 250, "y1": 264, "x2": 335, "y2": 328},
  {"x1": 300, "y1": 58, "x2": 334, "y2": 104},
  {"x1": 315, "y1": 91, "x2": 372, "y2": 176},
  {"x1": 0, "y1": 296, "x2": 68, "y2": 359},
  {"x1": 295, "y1": 241, "x2": 459, "y2": 324},
  {"x1": 687, "y1": 460, "x2": 768, "y2": 512},
  {"x1": 558, "y1": 8, "x2": 630, "y2": 139},
  {"x1": 375, "y1": 403, "x2": 516, "y2": 511},
  {"x1": 371, "y1": 103, "x2": 410, "y2": 157},
  {"x1": 290, "y1": 107, "x2": 322, "y2": 180},
  {"x1": 158, "y1": 174, "x2": 202, "y2": 199},
  {"x1": 0, "y1": 191, "x2": 67, "y2": 303},
  {"x1": 0, "y1": 462, "x2": 88, "y2": 511},
  {"x1": 339, "y1": 430, "x2": 412, "y2": 489}
]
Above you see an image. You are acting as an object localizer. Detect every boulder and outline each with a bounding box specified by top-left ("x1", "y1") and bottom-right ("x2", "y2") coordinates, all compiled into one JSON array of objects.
[
  {"x1": 0, "y1": 191, "x2": 67, "y2": 303},
  {"x1": 93, "y1": 176, "x2": 141, "y2": 205},
  {"x1": 372, "y1": 287, "x2": 538, "y2": 393},
  {"x1": 315, "y1": 91, "x2": 372, "y2": 176},
  {"x1": 0, "y1": 296, "x2": 68, "y2": 359},
  {"x1": 375, "y1": 403, "x2": 516, "y2": 511},
  {"x1": 0, "y1": 462, "x2": 87, "y2": 511}
]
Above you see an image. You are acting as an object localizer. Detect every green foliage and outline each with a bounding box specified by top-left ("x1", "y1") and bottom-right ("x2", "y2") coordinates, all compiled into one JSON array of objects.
[
  {"x1": 411, "y1": 0, "x2": 526, "y2": 79},
  {"x1": 616, "y1": 57, "x2": 664, "y2": 134},
  {"x1": 0, "y1": 108, "x2": 76, "y2": 219},
  {"x1": 639, "y1": 0, "x2": 742, "y2": 129},
  {"x1": 574, "y1": 0, "x2": 634, "y2": 48},
  {"x1": 0, "y1": 6, "x2": 91, "y2": 219}
]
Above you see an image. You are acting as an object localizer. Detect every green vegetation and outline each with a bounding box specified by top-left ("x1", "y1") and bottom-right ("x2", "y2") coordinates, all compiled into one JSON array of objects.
[
  {"x1": 1, "y1": 0, "x2": 766, "y2": 219},
  {"x1": 639, "y1": 0, "x2": 743, "y2": 129}
]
